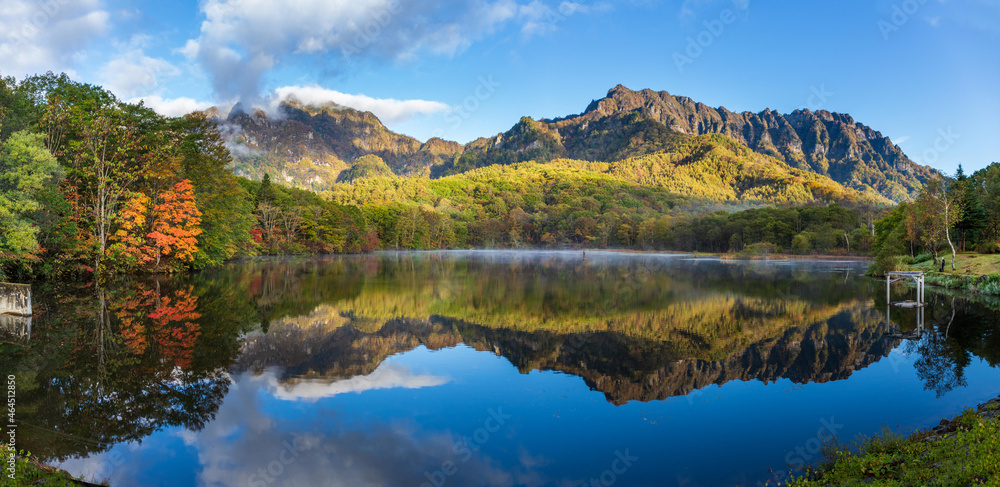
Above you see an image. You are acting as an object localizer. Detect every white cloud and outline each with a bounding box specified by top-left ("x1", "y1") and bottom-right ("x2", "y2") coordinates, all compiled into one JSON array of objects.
[
  {"x1": 0, "y1": 0, "x2": 109, "y2": 77},
  {"x1": 251, "y1": 361, "x2": 449, "y2": 402},
  {"x1": 130, "y1": 95, "x2": 215, "y2": 117},
  {"x1": 893, "y1": 136, "x2": 910, "y2": 145},
  {"x1": 100, "y1": 43, "x2": 182, "y2": 99},
  {"x1": 559, "y1": 2, "x2": 589, "y2": 15},
  {"x1": 271, "y1": 85, "x2": 450, "y2": 123},
  {"x1": 186, "y1": 0, "x2": 596, "y2": 103}
]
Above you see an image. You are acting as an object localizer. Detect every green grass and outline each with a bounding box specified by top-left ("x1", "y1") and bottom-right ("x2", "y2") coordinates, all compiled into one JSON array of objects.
[
  {"x1": 0, "y1": 446, "x2": 93, "y2": 486},
  {"x1": 787, "y1": 407, "x2": 1000, "y2": 486},
  {"x1": 904, "y1": 252, "x2": 1000, "y2": 296}
]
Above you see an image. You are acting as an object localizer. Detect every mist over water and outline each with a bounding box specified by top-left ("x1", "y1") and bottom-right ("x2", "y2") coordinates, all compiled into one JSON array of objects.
[{"x1": 4, "y1": 251, "x2": 999, "y2": 486}]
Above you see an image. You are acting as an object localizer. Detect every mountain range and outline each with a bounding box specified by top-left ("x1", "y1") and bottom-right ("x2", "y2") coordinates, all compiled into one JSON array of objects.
[{"x1": 211, "y1": 85, "x2": 938, "y2": 203}]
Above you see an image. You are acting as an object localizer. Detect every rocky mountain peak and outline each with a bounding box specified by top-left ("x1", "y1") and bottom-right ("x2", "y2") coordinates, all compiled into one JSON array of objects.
[
  {"x1": 562, "y1": 85, "x2": 936, "y2": 200},
  {"x1": 213, "y1": 84, "x2": 936, "y2": 201}
]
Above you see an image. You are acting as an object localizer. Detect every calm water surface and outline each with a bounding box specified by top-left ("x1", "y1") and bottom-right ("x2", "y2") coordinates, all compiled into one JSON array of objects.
[{"x1": 3, "y1": 251, "x2": 999, "y2": 486}]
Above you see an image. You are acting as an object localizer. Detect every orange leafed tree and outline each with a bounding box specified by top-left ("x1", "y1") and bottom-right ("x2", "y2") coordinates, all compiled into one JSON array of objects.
[
  {"x1": 147, "y1": 179, "x2": 203, "y2": 269},
  {"x1": 110, "y1": 192, "x2": 156, "y2": 267}
]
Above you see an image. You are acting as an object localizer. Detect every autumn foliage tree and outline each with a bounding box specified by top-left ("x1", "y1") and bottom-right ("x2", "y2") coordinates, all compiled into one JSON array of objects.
[
  {"x1": 147, "y1": 179, "x2": 203, "y2": 269},
  {"x1": 907, "y1": 177, "x2": 962, "y2": 268},
  {"x1": 108, "y1": 180, "x2": 202, "y2": 272},
  {"x1": 109, "y1": 192, "x2": 153, "y2": 268}
]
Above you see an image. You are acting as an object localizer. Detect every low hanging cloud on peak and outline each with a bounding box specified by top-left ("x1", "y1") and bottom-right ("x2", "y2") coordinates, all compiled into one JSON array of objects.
[
  {"x1": 182, "y1": 0, "x2": 599, "y2": 104},
  {"x1": 271, "y1": 85, "x2": 451, "y2": 124},
  {"x1": 131, "y1": 85, "x2": 450, "y2": 124},
  {"x1": 130, "y1": 95, "x2": 215, "y2": 118}
]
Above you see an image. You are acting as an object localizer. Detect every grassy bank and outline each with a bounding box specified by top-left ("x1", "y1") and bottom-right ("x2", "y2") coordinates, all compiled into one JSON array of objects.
[
  {"x1": 0, "y1": 446, "x2": 101, "y2": 486},
  {"x1": 787, "y1": 396, "x2": 1000, "y2": 486},
  {"x1": 903, "y1": 252, "x2": 1000, "y2": 296}
]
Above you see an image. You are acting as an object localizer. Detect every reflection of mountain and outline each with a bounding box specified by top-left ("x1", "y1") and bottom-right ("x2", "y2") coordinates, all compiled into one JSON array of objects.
[
  {"x1": 545, "y1": 305, "x2": 895, "y2": 404},
  {"x1": 229, "y1": 253, "x2": 903, "y2": 404},
  {"x1": 235, "y1": 300, "x2": 897, "y2": 405},
  {"x1": 13, "y1": 252, "x2": 999, "y2": 473}
]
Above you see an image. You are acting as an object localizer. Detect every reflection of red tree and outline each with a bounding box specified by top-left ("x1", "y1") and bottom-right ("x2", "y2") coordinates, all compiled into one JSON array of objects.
[{"x1": 114, "y1": 285, "x2": 202, "y2": 369}]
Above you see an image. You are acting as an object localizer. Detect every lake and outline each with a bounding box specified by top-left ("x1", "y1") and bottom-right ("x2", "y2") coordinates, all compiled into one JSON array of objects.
[{"x1": 3, "y1": 251, "x2": 999, "y2": 486}]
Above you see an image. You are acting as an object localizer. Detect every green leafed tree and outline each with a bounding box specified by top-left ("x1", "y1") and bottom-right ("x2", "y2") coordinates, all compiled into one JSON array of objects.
[
  {"x1": 170, "y1": 113, "x2": 254, "y2": 267},
  {"x1": 908, "y1": 177, "x2": 962, "y2": 269},
  {"x1": 0, "y1": 131, "x2": 64, "y2": 276}
]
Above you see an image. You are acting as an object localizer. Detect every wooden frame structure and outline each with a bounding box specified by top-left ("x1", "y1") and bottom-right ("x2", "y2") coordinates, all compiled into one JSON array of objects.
[
  {"x1": 886, "y1": 271, "x2": 925, "y2": 307},
  {"x1": 884, "y1": 271, "x2": 926, "y2": 339}
]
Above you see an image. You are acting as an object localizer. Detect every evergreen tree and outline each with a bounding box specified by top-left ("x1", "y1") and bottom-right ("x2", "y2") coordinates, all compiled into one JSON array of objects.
[
  {"x1": 954, "y1": 164, "x2": 987, "y2": 250},
  {"x1": 255, "y1": 173, "x2": 276, "y2": 209}
]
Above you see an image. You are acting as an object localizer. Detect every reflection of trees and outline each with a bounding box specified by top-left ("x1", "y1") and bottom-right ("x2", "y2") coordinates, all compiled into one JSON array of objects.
[
  {"x1": 906, "y1": 294, "x2": 1000, "y2": 398},
  {"x1": 236, "y1": 303, "x2": 896, "y2": 405},
  {"x1": 112, "y1": 282, "x2": 202, "y2": 368},
  {"x1": 234, "y1": 254, "x2": 1000, "y2": 405},
  {"x1": 7, "y1": 277, "x2": 254, "y2": 462},
  {"x1": 11, "y1": 253, "x2": 1000, "y2": 463}
]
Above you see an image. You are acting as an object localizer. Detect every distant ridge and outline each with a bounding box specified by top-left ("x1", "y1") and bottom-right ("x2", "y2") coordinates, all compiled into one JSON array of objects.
[
  {"x1": 209, "y1": 86, "x2": 937, "y2": 201},
  {"x1": 454, "y1": 85, "x2": 936, "y2": 200}
]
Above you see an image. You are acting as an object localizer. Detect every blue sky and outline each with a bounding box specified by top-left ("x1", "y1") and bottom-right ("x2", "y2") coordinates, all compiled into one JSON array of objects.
[{"x1": 1, "y1": 0, "x2": 997, "y2": 173}]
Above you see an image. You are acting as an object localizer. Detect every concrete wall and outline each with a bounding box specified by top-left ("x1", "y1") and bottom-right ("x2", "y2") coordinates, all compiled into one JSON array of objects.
[{"x1": 0, "y1": 283, "x2": 32, "y2": 316}]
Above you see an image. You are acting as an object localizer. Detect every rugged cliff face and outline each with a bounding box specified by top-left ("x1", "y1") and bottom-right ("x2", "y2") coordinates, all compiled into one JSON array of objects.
[
  {"x1": 215, "y1": 86, "x2": 935, "y2": 201},
  {"x1": 215, "y1": 101, "x2": 460, "y2": 190},
  {"x1": 563, "y1": 85, "x2": 936, "y2": 200}
]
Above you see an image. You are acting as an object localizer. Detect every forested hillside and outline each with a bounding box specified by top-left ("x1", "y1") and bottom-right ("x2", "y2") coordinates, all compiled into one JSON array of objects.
[
  {"x1": 0, "y1": 73, "x2": 371, "y2": 280},
  {"x1": 0, "y1": 72, "x2": 931, "y2": 281}
]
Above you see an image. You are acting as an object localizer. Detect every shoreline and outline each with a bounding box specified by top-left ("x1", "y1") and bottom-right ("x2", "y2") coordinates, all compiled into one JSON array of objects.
[
  {"x1": 788, "y1": 394, "x2": 1000, "y2": 485},
  {"x1": 1, "y1": 445, "x2": 104, "y2": 486},
  {"x1": 897, "y1": 252, "x2": 1000, "y2": 297}
]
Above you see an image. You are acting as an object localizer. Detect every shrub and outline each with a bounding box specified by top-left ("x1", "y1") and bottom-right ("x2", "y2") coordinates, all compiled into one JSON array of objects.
[
  {"x1": 979, "y1": 274, "x2": 1000, "y2": 296},
  {"x1": 857, "y1": 426, "x2": 908, "y2": 456},
  {"x1": 791, "y1": 233, "x2": 811, "y2": 255},
  {"x1": 975, "y1": 242, "x2": 1000, "y2": 254},
  {"x1": 868, "y1": 254, "x2": 902, "y2": 276},
  {"x1": 737, "y1": 242, "x2": 778, "y2": 258},
  {"x1": 900, "y1": 255, "x2": 914, "y2": 265},
  {"x1": 913, "y1": 252, "x2": 934, "y2": 264}
]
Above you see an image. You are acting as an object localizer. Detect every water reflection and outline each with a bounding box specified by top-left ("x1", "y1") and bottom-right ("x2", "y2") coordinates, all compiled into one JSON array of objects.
[
  {"x1": 2, "y1": 277, "x2": 252, "y2": 461},
  {"x1": 2, "y1": 251, "x2": 999, "y2": 486},
  {"x1": 0, "y1": 313, "x2": 30, "y2": 344}
]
